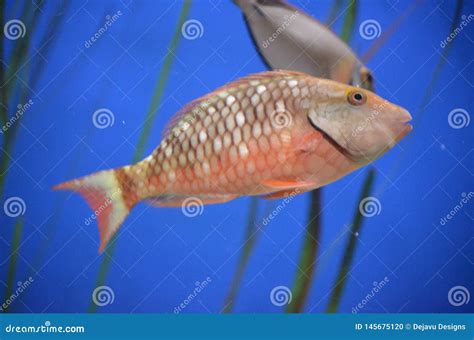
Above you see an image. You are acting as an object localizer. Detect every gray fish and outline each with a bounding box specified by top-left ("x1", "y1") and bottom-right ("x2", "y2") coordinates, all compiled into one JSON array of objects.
[{"x1": 233, "y1": 0, "x2": 373, "y2": 89}]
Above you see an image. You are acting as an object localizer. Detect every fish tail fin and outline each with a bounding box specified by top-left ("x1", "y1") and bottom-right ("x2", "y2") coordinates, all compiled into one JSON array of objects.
[{"x1": 53, "y1": 167, "x2": 138, "y2": 253}]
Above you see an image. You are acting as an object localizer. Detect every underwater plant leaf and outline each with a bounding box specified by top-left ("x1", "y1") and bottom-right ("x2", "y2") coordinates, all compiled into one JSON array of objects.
[
  {"x1": 416, "y1": 0, "x2": 463, "y2": 122},
  {"x1": 326, "y1": 168, "x2": 375, "y2": 313},
  {"x1": 1, "y1": 4, "x2": 70, "y2": 312},
  {"x1": 339, "y1": 0, "x2": 357, "y2": 44},
  {"x1": 132, "y1": 0, "x2": 192, "y2": 162},
  {"x1": 2, "y1": 218, "x2": 24, "y2": 313},
  {"x1": 286, "y1": 189, "x2": 321, "y2": 312},
  {"x1": 88, "y1": 0, "x2": 192, "y2": 313},
  {"x1": 326, "y1": 0, "x2": 345, "y2": 27},
  {"x1": 0, "y1": 0, "x2": 6, "y2": 126},
  {"x1": 223, "y1": 199, "x2": 278, "y2": 312},
  {"x1": 0, "y1": 1, "x2": 43, "y2": 198},
  {"x1": 222, "y1": 197, "x2": 259, "y2": 313}
]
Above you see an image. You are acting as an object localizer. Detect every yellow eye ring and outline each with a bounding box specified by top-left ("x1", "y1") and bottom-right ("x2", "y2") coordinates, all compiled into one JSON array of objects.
[{"x1": 347, "y1": 90, "x2": 367, "y2": 106}]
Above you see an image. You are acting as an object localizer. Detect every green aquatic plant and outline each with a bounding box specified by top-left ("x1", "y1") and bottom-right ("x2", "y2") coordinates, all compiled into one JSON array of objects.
[
  {"x1": 286, "y1": 190, "x2": 321, "y2": 312},
  {"x1": 326, "y1": 0, "x2": 345, "y2": 27},
  {"x1": 223, "y1": 200, "x2": 277, "y2": 313},
  {"x1": 326, "y1": 169, "x2": 374, "y2": 312},
  {"x1": 417, "y1": 0, "x2": 463, "y2": 122},
  {"x1": 339, "y1": 0, "x2": 358, "y2": 44},
  {"x1": 88, "y1": 0, "x2": 192, "y2": 313},
  {"x1": 222, "y1": 197, "x2": 259, "y2": 313},
  {"x1": 2, "y1": 218, "x2": 23, "y2": 313},
  {"x1": 1, "y1": 0, "x2": 68, "y2": 312}
]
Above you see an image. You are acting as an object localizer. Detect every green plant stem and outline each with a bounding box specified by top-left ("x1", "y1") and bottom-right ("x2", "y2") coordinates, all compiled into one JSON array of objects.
[
  {"x1": 0, "y1": 0, "x2": 6, "y2": 126},
  {"x1": 3, "y1": 218, "x2": 24, "y2": 313},
  {"x1": 416, "y1": 0, "x2": 463, "y2": 122},
  {"x1": 326, "y1": 0, "x2": 344, "y2": 26},
  {"x1": 339, "y1": 0, "x2": 357, "y2": 44},
  {"x1": 222, "y1": 197, "x2": 260, "y2": 313},
  {"x1": 132, "y1": 0, "x2": 191, "y2": 163},
  {"x1": 88, "y1": 0, "x2": 192, "y2": 313},
  {"x1": 286, "y1": 189, "x2": 321, "y2": 313},
  {"x1": 0, "y1": 2, "x2": 42, "y2": 198},
  {"x1": 326, "y1": 169, "x2": 375, "y2": 313}
]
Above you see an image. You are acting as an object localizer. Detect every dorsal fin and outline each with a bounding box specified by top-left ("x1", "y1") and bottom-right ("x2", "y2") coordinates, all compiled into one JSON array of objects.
[{"x1": 161, "y1": 70, "x2": 310, "y2": 139}]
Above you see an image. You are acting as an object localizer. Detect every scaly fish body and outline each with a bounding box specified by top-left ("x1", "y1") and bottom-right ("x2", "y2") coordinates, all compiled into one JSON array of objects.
[{"x1": 55, "y1": 71, "x2": 412, "y2": 251}]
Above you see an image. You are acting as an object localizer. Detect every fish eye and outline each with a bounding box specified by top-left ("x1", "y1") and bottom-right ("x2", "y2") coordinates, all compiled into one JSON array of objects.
[{"x1": 347, "y1": 90, "x2": 367, "y2": 106}]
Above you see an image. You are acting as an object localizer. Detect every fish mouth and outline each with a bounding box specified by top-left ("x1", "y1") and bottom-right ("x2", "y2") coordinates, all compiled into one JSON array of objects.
[{"x1": 393, "y1": 108, "x2": 413, "y2": 142}]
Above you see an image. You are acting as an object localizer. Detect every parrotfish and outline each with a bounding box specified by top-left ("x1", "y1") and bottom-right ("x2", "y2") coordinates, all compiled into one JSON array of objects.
[
  {"x1": 233, "y1": 0, "x2": 373, "y2": 89},
  {"x1": 54, "y1": 71, "x2": 412, "y2": 252}
]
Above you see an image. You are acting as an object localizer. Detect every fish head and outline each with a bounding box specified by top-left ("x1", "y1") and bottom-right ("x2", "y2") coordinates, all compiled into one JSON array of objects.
[{"x1": 307, "y1": 82, "x2": 412, "y2": 163}]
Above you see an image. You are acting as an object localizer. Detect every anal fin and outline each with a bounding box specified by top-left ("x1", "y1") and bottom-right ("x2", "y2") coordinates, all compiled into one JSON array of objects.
[
  {"x1": 146, "y1": 194, "x2": 238, "y2": 207},
  {"x1": 261, "y1": 179, "x2": 316, "y2": 190}
]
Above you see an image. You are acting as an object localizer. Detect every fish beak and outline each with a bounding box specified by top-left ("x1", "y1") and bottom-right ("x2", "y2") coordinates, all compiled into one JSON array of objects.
[{"x1": 394, "y1": 108, "x2": 413, "y2": 142}]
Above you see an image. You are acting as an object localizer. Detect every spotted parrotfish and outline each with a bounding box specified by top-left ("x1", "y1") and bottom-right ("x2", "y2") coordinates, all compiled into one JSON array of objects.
[{"x1": 54, "y1": 71, "x2": 411, "y2": 252}]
